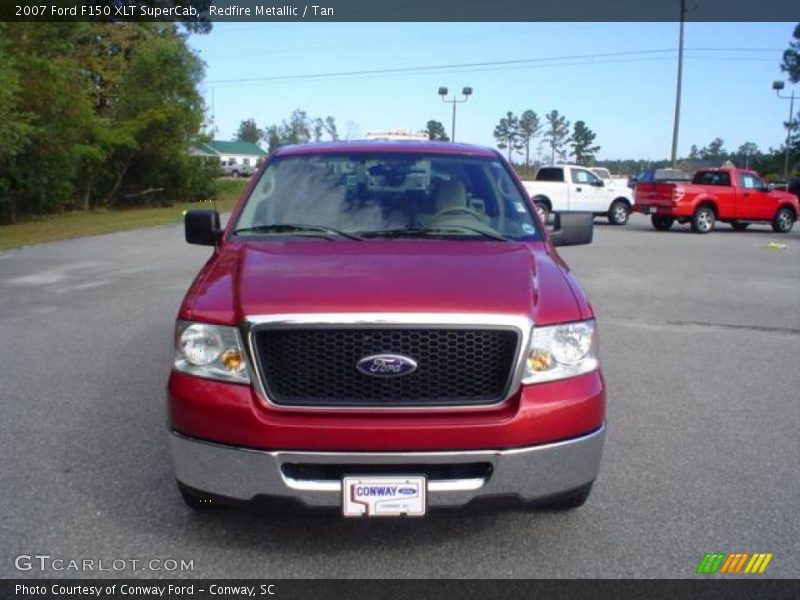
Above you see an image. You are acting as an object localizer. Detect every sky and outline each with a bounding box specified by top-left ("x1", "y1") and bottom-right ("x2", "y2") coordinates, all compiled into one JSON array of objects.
[{"x1": 187, "y1": 22, "x2": 798, "y2": 161}]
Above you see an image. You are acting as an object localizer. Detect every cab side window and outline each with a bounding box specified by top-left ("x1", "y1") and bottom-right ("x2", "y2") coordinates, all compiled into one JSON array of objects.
[
  {"x1": 571, "y1": 169, "x2": 598, "y2": 185},
  {"x1": 738, "y1": 173, "x2": 765, "y2": 190},
  {"x1": 693, "y1": 171, "x2": 731, "y2": 186}
]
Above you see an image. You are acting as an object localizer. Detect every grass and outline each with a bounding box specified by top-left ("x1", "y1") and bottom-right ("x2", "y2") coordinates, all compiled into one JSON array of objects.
[{"x1": 0, "y1": 178, "x2": 248, "y2": 251}]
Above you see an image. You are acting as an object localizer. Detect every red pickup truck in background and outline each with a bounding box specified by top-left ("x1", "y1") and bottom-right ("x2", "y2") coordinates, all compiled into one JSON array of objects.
[{"x1": 634, "y1": 168, "x2": 798, "y2": 233}]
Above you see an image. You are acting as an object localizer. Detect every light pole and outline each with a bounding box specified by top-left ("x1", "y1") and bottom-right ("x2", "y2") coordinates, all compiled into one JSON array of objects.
[
  {"x1": 438, "y1": 86, "x2": 472, "y2": 142},
  {"x1": 772, "y1": 80, "x2": 798, "y2": 181}
]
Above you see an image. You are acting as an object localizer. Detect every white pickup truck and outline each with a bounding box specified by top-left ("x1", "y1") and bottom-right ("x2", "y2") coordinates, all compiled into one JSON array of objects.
[{"x1": 522, "y1": 165, "x2": 635, "y2": 225}]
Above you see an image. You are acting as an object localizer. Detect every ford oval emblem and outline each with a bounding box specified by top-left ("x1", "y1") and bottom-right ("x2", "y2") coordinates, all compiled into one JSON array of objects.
[{"x1": 356, "y1": 354, "x2": 418, "y2": 378}]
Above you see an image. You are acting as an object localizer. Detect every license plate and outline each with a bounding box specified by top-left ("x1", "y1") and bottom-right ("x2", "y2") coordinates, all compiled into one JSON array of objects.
[
  {"x1": 647, "y1": 206, "x2": 657, "y2": 214},
  {"x1": 342, "y1": 476, "x2": 426, "y2": 517}
]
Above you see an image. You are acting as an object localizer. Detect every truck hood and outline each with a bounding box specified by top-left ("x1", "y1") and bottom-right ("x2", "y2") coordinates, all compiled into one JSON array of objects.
[{"x1": 182, "y1": 240, "x2": 583, "y2": 325}]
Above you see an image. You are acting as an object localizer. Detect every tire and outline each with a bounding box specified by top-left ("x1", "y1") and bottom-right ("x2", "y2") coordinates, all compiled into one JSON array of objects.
[
  {"x1": 537, "y1": 483, "x2": 594, "y2": 511},
  {"x1": 608, "y1": 200, "x2": 630, "y2": 225},
  {"x1": 177, "y1": 481, "x2": 220, "y2": 510},
  {"x1": 731, "y1": 221, "x2": 749, "y2": 231},
  {"x1": 772, "y1": 207, "x2": 795, "y2": 233},
  {"x1": 534, "y1": 201, "x2": 550, "y2": 225},
  {"x1": 651, "y1": 214, "x2": 674, "y2": 231},
  {"x1": 691, "y1": 205, "x2": 715, "y2": 234}
]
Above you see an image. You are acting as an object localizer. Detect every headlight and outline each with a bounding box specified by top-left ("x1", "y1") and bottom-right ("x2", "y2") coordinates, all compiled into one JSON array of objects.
[
  {"x1": 522, "y1": 319, "x2": 599, "y2": 384},
  {"x1": 174, "y1": 321, "x2": 250, "y2": 384}
]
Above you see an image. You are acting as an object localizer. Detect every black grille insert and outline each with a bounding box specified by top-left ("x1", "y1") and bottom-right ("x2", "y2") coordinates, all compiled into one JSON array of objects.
[
  {"x1": 282, "y1": 462, "x2": 493, "y2": 481},
  {"x1": 253, "y1": 327, "x2": 519, "y2": 407}
]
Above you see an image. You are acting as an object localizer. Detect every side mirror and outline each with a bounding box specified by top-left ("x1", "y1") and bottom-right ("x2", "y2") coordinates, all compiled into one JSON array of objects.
[
  {"x1": 185, "y1": 209, "x2": 221, "y2": 246},
  {"x1": 593, "y1": 179, "x2": 605, "y2": 187},
  {"x1": 550, "y1": 212, "x2": 594, "y2": 247}
]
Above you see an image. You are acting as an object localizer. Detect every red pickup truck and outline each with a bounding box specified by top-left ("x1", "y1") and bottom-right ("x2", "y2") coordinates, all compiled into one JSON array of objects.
[
  {"x1": 168, "y1": 141, "x2": 605, "y2": 516},
  {"x1": 634, "y1": 167, "x2": 798, "y2": 233}
]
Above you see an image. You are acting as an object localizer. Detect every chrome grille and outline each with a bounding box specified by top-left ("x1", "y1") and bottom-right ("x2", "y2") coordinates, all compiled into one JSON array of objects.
[{"x1": 252, "y1": 326, "x2": 520, "y2": 408}]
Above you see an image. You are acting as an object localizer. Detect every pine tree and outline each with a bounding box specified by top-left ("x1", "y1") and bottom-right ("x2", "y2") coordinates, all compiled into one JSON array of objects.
[
  {"x1": 426, "y1": 120, "x2": 449, "y2": 141},
  {"x1": 235, "y1": 119, "x2": 263, "y2": 145},
  {"x1": 493, "y1": 111, "x2": 521, "y2": 162},
  {"x1": 569, "y1": 121, "x2": 601, "y2": 166},
  {"x1": 517, "y1": 110, "x2": 541, "y2": 168},
  {"x1": 544, "y1": 110, "x2": 570, "y2": 164}
]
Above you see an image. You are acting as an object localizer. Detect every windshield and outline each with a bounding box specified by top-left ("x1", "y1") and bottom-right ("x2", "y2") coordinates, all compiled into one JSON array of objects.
[
  {"x1": 655, "y1": 169, "x2": 692, "y2": 182},
  {"x1": 233, "y1": 153, "x2": 541, "y2": 241}
]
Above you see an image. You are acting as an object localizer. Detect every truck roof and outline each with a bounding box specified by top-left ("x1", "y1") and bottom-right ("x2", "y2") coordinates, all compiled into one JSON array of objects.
[
  {"x1": 691, "y1": 167, "x2": 767, "y2": 181},
  {"x1": 695, "y1": 167, "x2": 756, "y2": 174},
  {"x1": 272, "y1": 140, "x2": 500, "y2": 158}
]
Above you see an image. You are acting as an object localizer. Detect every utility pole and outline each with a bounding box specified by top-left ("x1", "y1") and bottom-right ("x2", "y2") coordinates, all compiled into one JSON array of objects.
[
  {"x1": 451, "y1": 100, "x2": 457, "y2": 143},
  {"x1": 670, "y1": 0, "x2": 687, "y2": 168},
  {"x1": 211, "y1": 86, "x2": 216, "y2": 136},
  {"x1": 438, "y1": 86, "x2": 473, "y2": 142}
]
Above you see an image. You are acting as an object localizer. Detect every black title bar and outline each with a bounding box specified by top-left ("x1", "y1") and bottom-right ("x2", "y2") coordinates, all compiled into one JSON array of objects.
[
  {"x1": 3, "y1": 579, "x2": 800, "y2": 600},
  {"x1": 3, "y1": 0, "x2": 800, "y2": 23}
]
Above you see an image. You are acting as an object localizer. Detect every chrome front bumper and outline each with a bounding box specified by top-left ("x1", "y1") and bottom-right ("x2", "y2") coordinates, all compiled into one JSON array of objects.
[{"x1": 169, "y1": 426, "x2": 605, "y2": 509}]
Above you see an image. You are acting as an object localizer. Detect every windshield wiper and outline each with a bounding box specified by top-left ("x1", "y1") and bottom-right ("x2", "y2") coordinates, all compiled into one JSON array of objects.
[
  {"x1": 432, "y1": 225, "x2": 508, "y2": 241},
  {"x1": 232, "y1": 223, "x2": 362, "y2": 241},
  {"x1": 358, "y1": 227, "x2": 431, "y2": 239},
  {"x1": 361, "y1": 226, "x2": 507, "y2": 241}
]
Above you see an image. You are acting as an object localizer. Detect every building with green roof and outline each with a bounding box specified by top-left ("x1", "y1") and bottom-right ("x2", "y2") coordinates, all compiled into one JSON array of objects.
[{"x1": 190, "y1": 140, "x2": 267, "y2": 171}]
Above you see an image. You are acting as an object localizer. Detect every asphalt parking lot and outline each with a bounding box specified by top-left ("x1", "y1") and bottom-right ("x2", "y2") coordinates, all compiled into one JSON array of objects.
[{"x1": 1, "y1": 215, "x2": 798, "y2": 578}]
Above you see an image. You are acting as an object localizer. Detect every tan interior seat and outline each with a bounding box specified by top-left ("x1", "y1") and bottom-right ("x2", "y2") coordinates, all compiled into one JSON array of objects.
[
  {"x1": 431, "y1": 179, "x2": 488, "y2": 225},
  {"x1": 434, "y1": 180, "x2": 468, "y2": 213}
]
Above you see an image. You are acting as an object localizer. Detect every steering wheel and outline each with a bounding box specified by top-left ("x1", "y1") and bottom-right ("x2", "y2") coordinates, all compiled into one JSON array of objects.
[{"x1": 433, "y1": 206, "x2": 485, "y2": 221}]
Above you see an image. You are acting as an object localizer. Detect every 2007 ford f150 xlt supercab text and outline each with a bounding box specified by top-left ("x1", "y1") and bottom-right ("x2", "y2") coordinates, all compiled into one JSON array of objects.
[{"x1": 169, "y1": 141, "x2": 605, "y2": 517}]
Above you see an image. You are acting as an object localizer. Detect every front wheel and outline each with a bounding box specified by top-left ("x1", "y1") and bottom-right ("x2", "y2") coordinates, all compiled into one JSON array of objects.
[
  {"x1": 651, "y1": 214, "x2": 674, "y2": 231},
  {"x1": 772, "y1": 207, "x2": 795, "y2": 233},
  {"x1": 534, "y1": 201, "x2": 550, "y2": 225},
  {"x1": 691, "y1": 206, "x2": 715, "y2": 233},
  {"x1": 608, "y1": 200, "x2": 630, "y2": 225}
]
